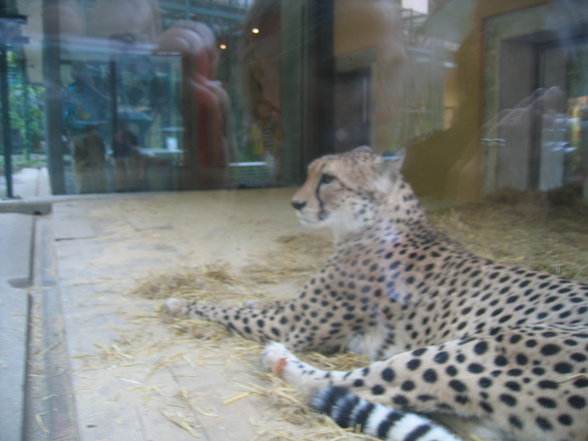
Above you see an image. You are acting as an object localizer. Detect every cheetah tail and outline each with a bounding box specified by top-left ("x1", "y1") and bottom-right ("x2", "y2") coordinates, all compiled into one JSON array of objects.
[{"x1": 310, "y1": 385, "x2": 462, "y2": 441}]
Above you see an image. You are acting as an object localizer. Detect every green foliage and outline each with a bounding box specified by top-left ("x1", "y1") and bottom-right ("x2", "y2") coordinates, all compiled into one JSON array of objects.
[{"x1": 3, "y1": 50, "x2": 46, "y2": 155}]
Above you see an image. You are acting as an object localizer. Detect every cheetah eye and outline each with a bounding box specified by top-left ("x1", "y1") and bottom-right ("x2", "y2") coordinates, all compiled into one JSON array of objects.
[{"x1": 320, "y1": 173, "x2": 336, "y2": 185}]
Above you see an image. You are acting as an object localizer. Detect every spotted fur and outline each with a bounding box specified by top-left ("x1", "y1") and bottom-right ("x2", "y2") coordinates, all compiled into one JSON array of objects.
[{"x1": 166, "y1": 147, "x2": 588, "y2": 441}]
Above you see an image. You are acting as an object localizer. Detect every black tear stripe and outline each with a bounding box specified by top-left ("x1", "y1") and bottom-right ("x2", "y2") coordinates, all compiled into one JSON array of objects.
[
  {"x1": 315, "y1": 172, "x2": 369, "y2": 220},
  {"x1": 315, "y1": 178, "x2": 327, "y2": 220}
]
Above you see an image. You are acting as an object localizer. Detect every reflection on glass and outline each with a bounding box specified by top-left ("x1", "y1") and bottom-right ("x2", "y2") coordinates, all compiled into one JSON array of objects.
[{"x1": 0, "y1": 0, "x2": 586, "y2": 201}]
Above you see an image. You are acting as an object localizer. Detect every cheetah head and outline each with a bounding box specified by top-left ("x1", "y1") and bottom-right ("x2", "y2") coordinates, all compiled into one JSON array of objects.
[{"x1": 291, "y1": 146, "x2": 405, "y2": 237}]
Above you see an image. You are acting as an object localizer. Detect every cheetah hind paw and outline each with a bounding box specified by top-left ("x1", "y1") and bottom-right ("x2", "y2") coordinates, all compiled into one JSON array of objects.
[
  {"x1": 164, "y1": 298, "x2": 190, "y2": 317},
  {"x1": 262, "y1": 342, "x2": 327, "y2": 393},
  {"x1": 262, "y1": 342, "x2": 295, "y2": 375}
]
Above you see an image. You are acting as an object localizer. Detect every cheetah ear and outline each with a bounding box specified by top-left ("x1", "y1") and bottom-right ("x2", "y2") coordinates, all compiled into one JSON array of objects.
[{"x1": 352, "y1": 146, "x2": 375, "y2": 154}]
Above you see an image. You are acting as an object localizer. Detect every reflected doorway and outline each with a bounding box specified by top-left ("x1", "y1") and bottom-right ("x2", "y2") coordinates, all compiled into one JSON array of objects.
[
  {"x1": 334, "y1": 68, "x2": 372, "y2": 152},
  {"x1": 484, "y1": 2, "x2": 588, "y2": 198}
]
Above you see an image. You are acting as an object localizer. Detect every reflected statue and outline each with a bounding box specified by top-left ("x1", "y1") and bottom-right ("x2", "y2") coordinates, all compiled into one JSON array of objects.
[{"x1": 158, "y1": 21, "x2": 233, "y2": 190}]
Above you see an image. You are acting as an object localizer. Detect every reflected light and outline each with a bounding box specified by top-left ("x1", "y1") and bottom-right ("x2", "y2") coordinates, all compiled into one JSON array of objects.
[
  {"x1": 402, "y1": 0, "x2": 428, "y2": 14},
  {"x1": 251, "y1": 27, "x2": 260, "y2": 34},
  {"x1": 219, "y1": 43, "x2": 228, "y2": 50}
]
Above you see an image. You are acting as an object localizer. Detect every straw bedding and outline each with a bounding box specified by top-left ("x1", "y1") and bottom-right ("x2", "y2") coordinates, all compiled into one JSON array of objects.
[{"x1": 127, "y1": 189, "x2": 587, "y2": 440}]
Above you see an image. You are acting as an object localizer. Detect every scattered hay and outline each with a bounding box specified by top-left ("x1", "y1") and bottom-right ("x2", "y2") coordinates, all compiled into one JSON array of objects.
[
  {"x1": 243, "y1": 234, "x2": 332, "y2": 284},
  {"x1": 129, "y1": 262, "x2": 249, "y2": 302},
  {"x1": 35, "y1": 414, "x2": 49, "y2": 435},
  {"x1": 126, "y1": 233, "x2": 333, "y2": 350},
  {"x1": 160, "y1": 408, "x2": 199, "y2": 438},
  {"x1": 124, "y1": 196, "x2": 587, "y2": 439},
  {"x1": 121, "y1": 233, "x2": 374, "y2": 439},
  {"x1": 245, "y1": 372, "x2": 377, "y2": 441},
  {"x1": 168, "y1": 317, "x2": 232, "y2": 343},
  {"x1": 429, "y1": 190, "x2": 588, "y2": 282},
  {"x1": 129, "y1": 233, "x2": 331, "y2": 301}
]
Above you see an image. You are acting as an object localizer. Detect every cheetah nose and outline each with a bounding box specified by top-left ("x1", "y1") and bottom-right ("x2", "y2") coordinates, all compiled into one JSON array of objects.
[{"x1": 291, "y1": 200, "x2": 306, "y2": 211}]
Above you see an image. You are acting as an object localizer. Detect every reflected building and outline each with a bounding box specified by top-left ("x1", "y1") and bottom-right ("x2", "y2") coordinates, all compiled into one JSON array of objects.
[{"x1": 0, "y1": 0, "x2": 587, "y2": 200}]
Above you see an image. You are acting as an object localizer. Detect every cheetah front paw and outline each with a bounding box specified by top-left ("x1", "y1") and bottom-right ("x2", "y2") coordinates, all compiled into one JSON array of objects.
[
  {"x1": 244, "y1": 299, "x2": 262, "y2": 309},
  {"x1": 164, "y1": 298, "x2": 189, "y2": 317},
  {"x1": 244, "y1": 299, "x2": 280, "y2": 309}
]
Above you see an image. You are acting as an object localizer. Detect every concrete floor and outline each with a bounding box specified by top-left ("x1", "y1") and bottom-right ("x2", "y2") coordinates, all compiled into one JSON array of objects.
[
  {"x1": 1, "y1": 169, "x2": 327, "y2": 441},
  {"x1": 5, "y1": 168, "x2": 588, "y2": 441},
  {"x1": 1, "y1": 168, "x2": 51, "y2": 441}
]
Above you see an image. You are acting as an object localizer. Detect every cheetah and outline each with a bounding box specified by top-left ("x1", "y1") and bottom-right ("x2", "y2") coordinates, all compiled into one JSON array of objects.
[{"x1": 166, "y1": 147, "x2": 588, "y2": 441}]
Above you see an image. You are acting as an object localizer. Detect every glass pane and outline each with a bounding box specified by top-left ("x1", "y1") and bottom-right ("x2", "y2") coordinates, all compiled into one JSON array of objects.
[
  {"x1": 566, "y1": 41, "x2": 588, "y2": 196},
  {"x1": 5, "y1": 0, "x2": 297, "y2": 195},
  {"x1": 0, "y1": 0, "x2": 586, "y2": 200},
  {"x1": 483, "y1": 3, "x2": 588, "y2": 198},
  {"x1": 2, "y1": 3, "x2": 587, "y2": 441}
]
